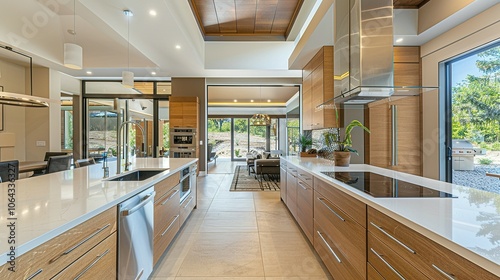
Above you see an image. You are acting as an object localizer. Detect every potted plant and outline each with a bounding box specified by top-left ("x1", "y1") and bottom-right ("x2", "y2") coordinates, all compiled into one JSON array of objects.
[
  {"x1": 298, "y1": 133, "x2": 315, "y2": 157},
  {"x1": 323, "y1": 120, "x2": 370, "y2": 166}
]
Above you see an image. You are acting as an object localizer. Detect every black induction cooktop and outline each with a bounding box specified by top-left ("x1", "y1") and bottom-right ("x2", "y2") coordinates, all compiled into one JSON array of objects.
[{"x1": 321, "y1": 171, "x2": 456, "y2": 198}]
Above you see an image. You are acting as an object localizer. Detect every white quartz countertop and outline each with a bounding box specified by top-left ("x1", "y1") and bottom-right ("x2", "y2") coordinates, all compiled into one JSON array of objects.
[
  {"x1": 281, "y1": 156, "x2": 500, "y2": 276},
  {"x1": 0, "y1": 157, "x2": 197, "y2": 265}
]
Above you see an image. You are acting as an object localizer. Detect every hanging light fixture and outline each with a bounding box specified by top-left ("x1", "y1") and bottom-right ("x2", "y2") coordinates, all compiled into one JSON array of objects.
[
  {"x1": 250, "y1": 86, "x2": 271, "y2": 126},
  {"x1": 64, "y1": 0, "x2": 83, "y2": 69},
  {"x1": 0, "y1": 45, "x2": 50, "y2": 107},
  {"x1": 122, "y1": 9, "x2": 134, "y2": 88}
]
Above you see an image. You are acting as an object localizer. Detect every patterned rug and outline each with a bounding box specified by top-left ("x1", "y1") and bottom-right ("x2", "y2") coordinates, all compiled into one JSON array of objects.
[{"x1": 230, "y1": 165, "x2": 280, "y2": 191}]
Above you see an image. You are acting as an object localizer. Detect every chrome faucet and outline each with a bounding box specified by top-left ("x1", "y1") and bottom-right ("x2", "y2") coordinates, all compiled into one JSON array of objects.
[{"x1": 117, "y1": 121, "x2": 145, "y2": 174}]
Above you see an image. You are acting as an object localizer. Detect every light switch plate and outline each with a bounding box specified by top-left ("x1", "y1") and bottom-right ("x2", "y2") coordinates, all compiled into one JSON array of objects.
[{"x1": 36, "y1": 140, "x2": 46, "y2": 147}]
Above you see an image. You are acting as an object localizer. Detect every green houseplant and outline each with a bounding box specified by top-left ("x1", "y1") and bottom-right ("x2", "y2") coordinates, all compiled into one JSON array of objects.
[
  {"x1": 323, "y1": 120, "x2": 370, "y2": 166},
  {"x1": 298, "y1": 133, "x2": 316, "y2": 157}
]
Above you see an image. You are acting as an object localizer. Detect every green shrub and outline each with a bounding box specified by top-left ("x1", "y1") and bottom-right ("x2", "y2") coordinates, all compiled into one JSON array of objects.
[
  {"x1": 491, "y1": 142, "x2": 500, "y2": 151},
  {"x1": 479, "y1": 142, "x2": 490, "y2": 149},
  {"x1": 479, "y1": 158, "x2": 493, "y2": 165}
]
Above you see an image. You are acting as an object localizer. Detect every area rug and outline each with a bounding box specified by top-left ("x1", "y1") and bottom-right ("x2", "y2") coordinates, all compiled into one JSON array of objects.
[{"x1": 230, "y1": 165, "x2": 280, "y2": 191}]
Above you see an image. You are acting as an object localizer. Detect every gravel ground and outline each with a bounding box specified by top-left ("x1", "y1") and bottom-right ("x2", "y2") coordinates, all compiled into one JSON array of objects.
[{"x1": 453, "y1": 165, "x2": 500, "y2": 194}]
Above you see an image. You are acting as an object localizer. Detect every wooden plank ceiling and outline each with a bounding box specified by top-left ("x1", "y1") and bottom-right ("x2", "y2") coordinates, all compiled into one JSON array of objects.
[
  {"x1": 189, "y1": 0, "x2": 303, "y2": 41},
  {"x1": 189, "y1": 0, "x2": 431, "y2": 41}
]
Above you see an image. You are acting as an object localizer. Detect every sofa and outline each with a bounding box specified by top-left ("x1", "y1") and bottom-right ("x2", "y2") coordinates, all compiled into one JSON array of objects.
[{"x1": 246, "y1": 150, "x2": 283, "y2": 177}]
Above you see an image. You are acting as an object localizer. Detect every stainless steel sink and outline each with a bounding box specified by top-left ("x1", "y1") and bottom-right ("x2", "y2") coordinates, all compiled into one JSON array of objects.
[{"x1": 107, "y1": 169, "x2": 168, "y2": 181}]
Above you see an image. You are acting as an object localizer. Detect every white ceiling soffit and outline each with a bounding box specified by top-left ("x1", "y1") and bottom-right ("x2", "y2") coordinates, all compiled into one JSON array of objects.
[
  {"x1": 85, "y1": 81, "x2": 142, "y2": 94},
  {"x1": 207, "y1": 106, "x2": 287, "y2": 116},
  {"x1": 208, "y1": 86, "x2": 299, "y2": 103}
]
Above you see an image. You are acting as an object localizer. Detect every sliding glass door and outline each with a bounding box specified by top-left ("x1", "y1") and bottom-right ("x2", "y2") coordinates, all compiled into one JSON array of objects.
[{"x1": 233, "y1": 118, "x2": 249, "y2": 160}]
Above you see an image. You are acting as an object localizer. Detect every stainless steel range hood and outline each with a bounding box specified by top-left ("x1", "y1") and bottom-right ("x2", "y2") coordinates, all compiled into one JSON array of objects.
[{"x1": 332, "y1": 0, "x2": 435, "y2": 105}]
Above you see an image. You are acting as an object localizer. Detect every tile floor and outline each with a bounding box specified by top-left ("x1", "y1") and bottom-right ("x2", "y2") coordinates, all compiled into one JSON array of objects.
[{"x1": 150, "y1": 168, "x2": 333, "y2": 280}]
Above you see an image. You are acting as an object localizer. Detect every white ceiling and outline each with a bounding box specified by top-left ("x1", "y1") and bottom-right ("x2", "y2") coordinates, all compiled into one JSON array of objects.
[{"x1": 0, "y1": 0, "x2": 497, "y2": 83}]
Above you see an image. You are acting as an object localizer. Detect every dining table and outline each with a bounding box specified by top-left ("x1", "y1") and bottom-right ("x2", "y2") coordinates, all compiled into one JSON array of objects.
[{"x1": 19, "y1": 161, "x2": 47, "y2": 173}]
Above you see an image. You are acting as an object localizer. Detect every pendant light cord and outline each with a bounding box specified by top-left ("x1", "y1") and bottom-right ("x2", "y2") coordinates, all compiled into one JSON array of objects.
[
  {"x1": 73, "y1": 0, "x2": 76, "y2": 43},
  {"x1": 127, "y1": 14, "x2": 130, "y2": 71}
]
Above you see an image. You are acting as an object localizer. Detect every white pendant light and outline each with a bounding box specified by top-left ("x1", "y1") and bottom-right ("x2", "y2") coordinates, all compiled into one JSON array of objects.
[
  {"x1": 64, "y1": 0, "x2": 82, "y2": 69},
  {"x1": 122, "y1": 9, "x2": 134, "y2": 88}
]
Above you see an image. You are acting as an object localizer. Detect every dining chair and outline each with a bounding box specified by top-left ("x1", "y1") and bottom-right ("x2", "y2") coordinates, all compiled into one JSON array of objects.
[
  {"x1": 0, "y1": 160, "x2": 19, "y2": 183},
  {"x1": 45, "y1": 155, "x2": 72, "y2": 174},
  {"x1": 43, "y1": 152, "x2": 68, "y2": 161},
  {"x1": 75, "y1": 157, "x2": 96, "y2": 168}
]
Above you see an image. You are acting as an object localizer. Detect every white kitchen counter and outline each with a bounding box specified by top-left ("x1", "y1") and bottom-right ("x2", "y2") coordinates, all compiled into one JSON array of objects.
[
  {"x1": 0, "y1": 157, "x2": 197, "y2": 266},
  {"x1": 281, "y1": 156, "x2": 500, "y2": 275}
]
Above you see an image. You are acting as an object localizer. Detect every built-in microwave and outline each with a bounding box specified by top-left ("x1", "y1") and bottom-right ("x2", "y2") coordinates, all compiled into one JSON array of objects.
[{"x1": 170, "y1": 128, "x2": 196, "y2": 147}]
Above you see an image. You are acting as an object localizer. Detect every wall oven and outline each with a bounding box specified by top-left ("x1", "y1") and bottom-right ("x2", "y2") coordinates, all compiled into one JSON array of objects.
[
  {"x1": 179, "y1": 166, "x2": 191, "y2": 202},
  {"x1": 170, "y1": 128, "x2": 196, "y2": 147}
]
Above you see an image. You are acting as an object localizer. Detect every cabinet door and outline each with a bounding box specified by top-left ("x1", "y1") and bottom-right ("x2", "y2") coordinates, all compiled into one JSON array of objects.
[
  {"x1": 367, "y1": 101, "x2": 390, "y2": 169},
  {"x1": 392, "y1": 96, "x2": 421, "y2": 175},
  {"x1": 296, "y1": 177, "x2": 313, "y2": 242},
  {"x1": 280, "y1": 166, "x2": 287, "y2": 203},
  {"x1": 286, "y1": 171, "x2": 297, "y2": 218},
  {"x1": 302, "y1": 74, "x2": 313, "y2": 130},
  {"x1": 182, "y1": 102, "x2": 198, "y2": 128},
  {"x1": 169, "y1": 102, "x2": 184, "y2": 128},
  {"x1": 311, "y1": 65, "x2": 324, "y2": 129}
]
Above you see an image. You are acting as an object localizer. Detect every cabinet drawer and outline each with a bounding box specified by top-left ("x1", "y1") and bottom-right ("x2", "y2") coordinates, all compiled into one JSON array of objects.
[
  {"x1": 180, "y1": 194, "x2": 196, "y2": 225},
  {"x1": 286, "y1": 172, "x2": 297, "y2": 217},
  {"x1": 296, "y1": 179, "x2": 314, "y2": 242},
  {"x1": 0, "y1": 207, "x2": 117, "y2": 280},
  {"x1": 367, "y1": 263, "x2": 384, "y2": 280},
  {"x1": 155, "y1": 172, "x2": 180, "y2": 202},
  {"x1": 154, "y1": 185, "x2": 180, "y2": 238},
  {"x1": 296, "y1": 168, "x2": 313, "y2": 187},
  {"x1": 154, "y1": 214, "x2": 180, "y2": 265},
  {"x1": 52, "y1": 232, "x2": 117, "y2": 279},
  {"x1": 314, "y1": 178, "x2": 366, "y2": 226},
  {"x1": 279, "y1": 167, "x2": 287, "y2": 204},
  {"x1": 314, "y1": 223, "x2": 364, "y2": 280},
  {"x1": 368, "y1": 207, "x2": 498, "y2": 280},
  {"x1": 314, "y1": 191, "x2": 366, "y2": 276},
  {"x1": 286, "y1": 165, "x2": 298, "y2": 176},
  {"x1": 368, "y1": 232, "x2": 428, "y2": 279}
]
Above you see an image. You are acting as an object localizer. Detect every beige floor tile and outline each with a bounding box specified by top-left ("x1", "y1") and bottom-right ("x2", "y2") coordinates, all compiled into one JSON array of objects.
[
  {"x1": 176, "y1": 277, "x2": 265, "y2": 280},
  {"x1": 176, "y1": 232, "x2": 265, "y2": 277},
  {"x1": 266, "y1": 277, "x2": 331, "y2": 280},
  {"x1": 208, "y1": 198, "x2": 255, "y2": 212},
  {"x1": 199, "y1": 211, "x2": 258, "y2": 232},
  {"x1": 256, "y1": 211, "x2": 300, "y2": 232},
  {"x1": 195, "y1": 198, "x2": 212, "y2": 210},
  {"x1": 215, "y1": 190, "x2": 255, "y2": 199},
  {"x1": 253, "y1": 191, "x2": 281, "y2": 200},
  {"x1": 254, "y1": 198, "x2": 289, "y2": 212},
  {"x1": 259, "y1": 232, "x2": 328, "y2": 277}
]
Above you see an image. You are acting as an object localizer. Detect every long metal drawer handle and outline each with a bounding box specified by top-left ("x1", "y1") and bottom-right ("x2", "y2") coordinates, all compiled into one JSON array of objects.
[
  {"x1": 183, "y1": 196, "x2": 194, "y2": 208},
  {"x1": 73, "y1": 249, "x2": 110, "y2": 280},
  {"x1": 161, "y1": 189, "x2": 180, "y2": 205},
  {"x1": 134, "y1": 269, "x2": 144, "y2": 280},
  {"x1": 370, "y1": 248, "x2": 405, "y2": 280},
  {"x1": 317, "y1": 231, "x2": 342, "y2": 263},
  {"x1": 432, "y1": 264, "x2": 456, "y2": 280},
  {"x1": 298, "y1": 174, "x2": 312, "y2": 180},
  {"x1": 370, "y1": 222, "x2": 415, "y2": 254},
  {"x1": 317, "y1": 197, "x2": 345, "y2": 222},
  {"x1": 297, "y1": 180, "x2": 308, "y2": 190},
  {"x1": 121, "y1": 191, "x2": 156, "y2": 216},
  {"x1": 26, "y1": 269, "x2": 43, "y2": 280},
  {"x1": 161, "y1": 215, "x2": 180, "y2": 236},
  {"x1": 49, "y1": 223, "x2": 111, "y2": 264}
]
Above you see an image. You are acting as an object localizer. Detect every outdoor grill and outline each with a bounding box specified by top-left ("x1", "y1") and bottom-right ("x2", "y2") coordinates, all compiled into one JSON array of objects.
[{"x1": 452, "y1": 139, "x2": 485, "y2": 170}]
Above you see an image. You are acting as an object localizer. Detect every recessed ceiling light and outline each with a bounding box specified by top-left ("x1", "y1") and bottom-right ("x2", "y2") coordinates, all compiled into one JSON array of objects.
[
  {"x1": 175, "y1": 45, "x2": 181, "y2": 49},
  {"x1": 86, "y1": 71, "x2": 92, "y2": 75},
  {"x1": 251, "y1": 100, "x2": 254, "y2": 102},
  {"x1": 267, "y1": 99, "x2": 271, "y2": 102},
  {"x1": 149, "y1": 10, "x2": 157, "y2": 16},
  {"x1": 151, "y1": 71, "x2": 156, "y2": 75},
  {"x1": 234, "y1": 99, "x2": 237, "y2": 102},
  {"x1": 396, "y1": 38, "x2": 403, "y2": 43}
]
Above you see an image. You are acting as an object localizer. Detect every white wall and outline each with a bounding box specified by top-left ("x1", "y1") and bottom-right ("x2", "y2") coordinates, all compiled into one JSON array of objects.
[{"x1": 421, "y1": 4, "x2": 500, "y2": 179}]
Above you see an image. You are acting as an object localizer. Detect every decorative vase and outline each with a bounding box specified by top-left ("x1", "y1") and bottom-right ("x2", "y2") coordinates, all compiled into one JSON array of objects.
[{"x1": 333, "y1": 151, "x2": 351, "y2": 166}]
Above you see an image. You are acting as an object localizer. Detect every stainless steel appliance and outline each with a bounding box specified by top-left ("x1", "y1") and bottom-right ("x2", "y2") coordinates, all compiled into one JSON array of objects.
[
  {"x1": 452, "y1": 139, "x2": 486, "y2": 171},
  {"x1": 118, "y1": 187, "x2": 156, "y2": 280},
  {"x1": 179, "y1": 166, "x2": 191, "y2": 202},
  {"x1": 170, "y1": 148, "x2": 196, "y2": 158},
  {"x1": 170, "y1": 128, "x2": 196, "y2": 147},
  {"x1": 321, "y1": 171, "x2": 455, "y2": 198}
]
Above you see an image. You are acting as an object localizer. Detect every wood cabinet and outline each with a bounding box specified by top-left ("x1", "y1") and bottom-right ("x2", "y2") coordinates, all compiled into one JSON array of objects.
[
  {"x1": 368, "y1": 207, "x2": 498, "y2": 280},
  {"x1": 169, "y1": 96, "x2": 199, "y2": 128},
  {"x1": 314, "y1": 178, "x2": 367, "y2": 279},
  {"x1": 295, "y1": 168, "x2": 314, "y2": 243},
  {"x1": 286, "y1": 165, "x2": 298, "y2": 218},
  {"x1": 302, "y1": 46, "x2": 338, "y2": 130},
  {"x1": 279, "y1": 160, "x2": 287, "y2": 204},
  {"x1": 365, "y1": 46, "x2": 422, "y2": 176},
  {"x1": 153, "y1": 173, "x2": 181, "y2": 265},
  {"x1": 0, "y1": 207, "x2": 117, "y2": 280}
]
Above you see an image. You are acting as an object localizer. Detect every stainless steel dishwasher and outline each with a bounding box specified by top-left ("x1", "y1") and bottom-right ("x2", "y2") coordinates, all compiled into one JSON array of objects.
[{"x1": 118, "y1": 187, "x2": 155, "y2": 280}]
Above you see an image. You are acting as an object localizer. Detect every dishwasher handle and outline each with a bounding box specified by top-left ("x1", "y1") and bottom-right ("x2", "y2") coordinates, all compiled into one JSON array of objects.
[{"x1": 121, "y1": 191, "x2": 156, "y2": 216}]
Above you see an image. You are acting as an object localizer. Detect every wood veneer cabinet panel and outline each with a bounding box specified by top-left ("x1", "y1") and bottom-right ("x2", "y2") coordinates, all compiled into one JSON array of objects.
[
  {"x1": 368, "y1": 233, "x2": 428, "y2": 279},
  {"x1": 154, "y1": 172, "x2": 180, "y2": 202},
  {"x1": 314, "y1": 178, "x2": 366, "y2": 226},
  {"x1": 52, "y1": 232, "x2": 117, "y2": 280},
  {"x1": 394, "y1": 46, "x2": 420, "y2": 63},
  {"x1": 302, "y1": 73, "x2": 313, "y2": 130},
  {"x1": 279, "y1": 161, "x2": 287, "y2": 203},
  {"x1": 169, "y1": 96, "x2": 199, "y2": 128},
  {"x1": 394, "y1": 63, "x2": 420, "y2": 86},
  {"x1": 368, "y1": 207, "x2": 498, "y2": 280},
  {"x1": 154, "y1": 185, "x2": 180, "y2": 240},
  {"x1": 286, "y1": 166, "x2": 298, "y2": 218},
  {"x1": 0, "y1": 207, "x2": 117, "y2": 280},
  {"x1": 296, "y1": 172, "x2": 314, "y2": 243},
  {"x1": 367, "y1": 263, "x2": 384, "y2": 280},
  {"x1": 314, "y1": 191, "x2": 366, "y2": 277},
  {"x1": 154, "y1": 214, "x2": 180, "y2": 265}
]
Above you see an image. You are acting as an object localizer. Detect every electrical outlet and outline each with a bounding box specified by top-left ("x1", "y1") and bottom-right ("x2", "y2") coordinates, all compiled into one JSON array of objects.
[{"x1": 36, "y1": 140, "x2": 46, "y2": 147}]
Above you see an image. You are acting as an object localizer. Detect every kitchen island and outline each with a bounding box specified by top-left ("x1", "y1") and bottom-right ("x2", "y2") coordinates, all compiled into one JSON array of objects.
[
  {"x1": 280, "y1": 156, "x2": 499, "y2": 278},
  {"x1": 0, "y1": 157, "x2": 197, "y2": 279}
]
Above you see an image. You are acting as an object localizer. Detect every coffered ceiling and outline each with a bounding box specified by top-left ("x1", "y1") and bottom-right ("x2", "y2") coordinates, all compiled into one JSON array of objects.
[{"x1": 189, "y1": 0, "x2": 304, "y2": 41}]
